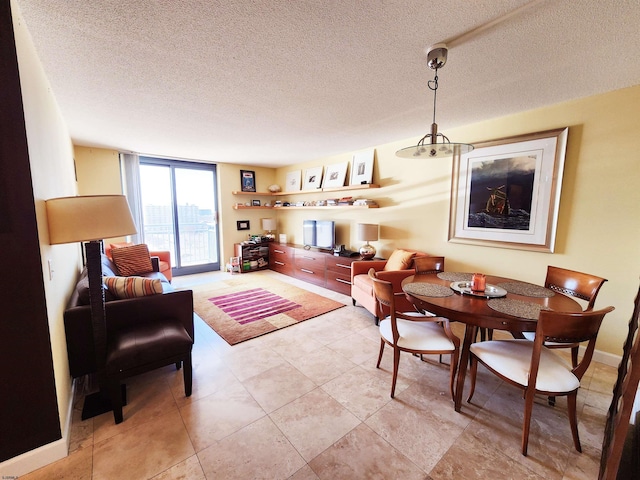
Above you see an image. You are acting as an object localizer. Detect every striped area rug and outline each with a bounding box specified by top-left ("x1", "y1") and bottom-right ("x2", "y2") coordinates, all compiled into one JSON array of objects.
[
  {"x1": 192, "y1": 276, "x2": 345, "y2": 345},
  {"x1": 209, "y1": 287, "x2": 301, "y2": 325}
]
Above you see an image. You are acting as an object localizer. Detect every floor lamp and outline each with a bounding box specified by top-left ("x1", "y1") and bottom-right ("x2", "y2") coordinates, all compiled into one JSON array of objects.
[{"x1": 46, "y1": 195, "x2": 137, "y2": 419}]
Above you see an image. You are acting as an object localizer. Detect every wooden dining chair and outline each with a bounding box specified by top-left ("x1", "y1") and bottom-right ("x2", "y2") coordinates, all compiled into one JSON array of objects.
[
  {"x1": 522, "y1": 266, "x2": 608, "y2": 367},
  {"x1": 599, "y1": 284, "x2": 640, "y2": 480},
  {"x1": 467, "y1": 305, "x2": 615, "y2": 456},
  {"x1": 369, "y1": 268, "x2": 460, "y2": 399},
  {"x1": 413, "y1": 256, "x2": 445, "y2": 275}
]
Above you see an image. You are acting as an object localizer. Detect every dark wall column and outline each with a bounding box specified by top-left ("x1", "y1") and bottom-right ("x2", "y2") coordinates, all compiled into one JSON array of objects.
[{"x1": 0, "y1": 0, "x2": 62, "y2": 462}]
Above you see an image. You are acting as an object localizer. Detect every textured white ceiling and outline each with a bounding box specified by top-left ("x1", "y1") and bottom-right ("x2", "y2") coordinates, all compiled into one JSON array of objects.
[{"x1": 15, "y1": 0, "x2": 640, "y2": 167}]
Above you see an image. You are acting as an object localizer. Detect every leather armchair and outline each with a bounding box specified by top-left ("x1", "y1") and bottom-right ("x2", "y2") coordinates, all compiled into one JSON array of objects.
[
  {"x1": 65, "y1": 289, "x2": 194, "y2": 423},
  {"x1": 351, "y1": 249, "x2": 429, "y2": 323}
]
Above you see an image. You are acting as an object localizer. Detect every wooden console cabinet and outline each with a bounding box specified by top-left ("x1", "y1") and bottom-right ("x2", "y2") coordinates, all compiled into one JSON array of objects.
[{"x1": 268, "y1": 243, "x2": 364, "y2": 295}]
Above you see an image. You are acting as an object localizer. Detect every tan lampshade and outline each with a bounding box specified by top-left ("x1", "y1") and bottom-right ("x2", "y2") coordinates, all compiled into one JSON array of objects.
[
  {"x1": 261, "y1": 218, "x2": 277, "y2": 231},
  {"x1": 357, "y1": 223, "x2": 378, "y2": 242},
  {"x1": 46, "y1": 195, "x2": 137, "y2": 245}
]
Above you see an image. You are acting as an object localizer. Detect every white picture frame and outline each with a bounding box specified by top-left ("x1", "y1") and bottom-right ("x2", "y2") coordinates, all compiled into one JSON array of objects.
[
  {"x1": 322, "y1": 162, "x2": 348, "y2": 189},
  {"x1": 449, "y1": 128, "x2": 568, "y2": 253},
  {"x1": 349, "y1": 149, "x2": 374, "y2": 185},
  {"x1": 303, "y1": 166, "x2": 323, "y2": 190},
  {"x1": 285, "y1": 170, "x2": 301, "y2": 192}
]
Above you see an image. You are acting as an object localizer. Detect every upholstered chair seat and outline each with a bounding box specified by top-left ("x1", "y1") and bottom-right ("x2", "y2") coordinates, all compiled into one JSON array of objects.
[{"x1": 470, "y1": 339, "x2": 580, "y2": 394}]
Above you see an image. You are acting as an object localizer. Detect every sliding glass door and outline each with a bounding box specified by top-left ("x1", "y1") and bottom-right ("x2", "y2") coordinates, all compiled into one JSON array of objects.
[{"x1": 139, "y1": 157, "x2": 219, "y2": 276}]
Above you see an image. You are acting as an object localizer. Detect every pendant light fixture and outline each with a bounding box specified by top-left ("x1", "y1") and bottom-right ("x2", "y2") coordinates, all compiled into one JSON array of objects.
[{"x1": 396, "y1": 44, "x2": 473, "y2": 158}]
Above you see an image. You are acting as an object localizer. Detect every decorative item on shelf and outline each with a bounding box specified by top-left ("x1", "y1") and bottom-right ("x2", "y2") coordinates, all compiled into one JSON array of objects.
[
  {"x1": 322, "y1": 162, "x2": 348, "y2": 188},
  {"x1": 252, "y1": 199, "x2": 261, "y2": 207},
  {"x1": 350, "y1": 149, "x2": 375, "y2": 185},
  {"x1": 396, "y1": 44, "x2": 474, "y2": 159},
  {"x1": 45, "y1": 195, "x2": 137, "y2": 419},
  {"x1": 471, "y1": 273, "x2": 486, "y2": 292},
  {"x1": 240, "y1": 169, "x2": 256, "y2": 192},
  {"x1": 268, "y1": 184, "x2": 282, "y2": 193},
  {"x1": 353, "y1": 198, "x2": 378, "y2": 207},
  {"x1": 357, "y1": 223, "x2": 378, "y2": 260},
  {"x1": 303, "y1": 166, "x2": 323, "y2": 190},
  {"x1": 261, "y1": 218, "x2": 277, "y2": 240},
  {"x1": 286, "y1": 170, "x2": 301, "y2": 192}
]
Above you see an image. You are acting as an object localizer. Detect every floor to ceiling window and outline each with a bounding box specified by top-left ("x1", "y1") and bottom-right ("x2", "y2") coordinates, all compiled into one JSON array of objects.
[{"x1": 139, "y1": 157, "x2": 219, "y2": 276}]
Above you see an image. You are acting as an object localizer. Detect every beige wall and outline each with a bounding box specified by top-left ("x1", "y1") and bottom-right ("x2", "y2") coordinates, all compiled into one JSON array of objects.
[
  {"x1": 74, "y1": 146, "x2": 122, "y2": 195},
  {"x1": 12, "y1": 0, "x2": 80, "y2": 467},
  {"x1": 272, "y1": 85, "x2": 640, "y2": 358}
]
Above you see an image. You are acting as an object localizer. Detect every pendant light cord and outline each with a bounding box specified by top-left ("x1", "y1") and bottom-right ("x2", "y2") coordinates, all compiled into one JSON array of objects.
[{"x1": 428, "y1": 68, "x2": 439, "y2": 125}]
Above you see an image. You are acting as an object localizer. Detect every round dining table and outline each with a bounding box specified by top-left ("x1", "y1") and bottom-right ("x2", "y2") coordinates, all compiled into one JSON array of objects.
[{"x1": 401, "y1": 272, "x2": 582, "y2": 412}]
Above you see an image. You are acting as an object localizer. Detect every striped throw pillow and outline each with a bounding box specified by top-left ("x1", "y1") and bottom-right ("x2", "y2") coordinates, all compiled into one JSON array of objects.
[
  {"x1": 103, "y1": 276, "x2": 163, "y2": 299},
  {"x1": 111, "y1": 243, "x2": 154, "y2": 276}
]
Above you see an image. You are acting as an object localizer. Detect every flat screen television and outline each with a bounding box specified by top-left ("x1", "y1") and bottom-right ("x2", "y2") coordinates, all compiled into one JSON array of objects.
[{"x1": 303, "y1": 220, "x2": 335, "y2": 250}]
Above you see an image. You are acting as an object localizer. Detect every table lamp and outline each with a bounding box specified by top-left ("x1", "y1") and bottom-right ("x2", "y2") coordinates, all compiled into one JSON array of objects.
[
  {"x1": 46, "y1": 195, "x2": 137, "y2": 419},
  {"x1": 357, "y1": 223, "x2": 378, "y2": 260},
  {"x1": 261, "y1": 218, "x2": 277, "y2": 240}
]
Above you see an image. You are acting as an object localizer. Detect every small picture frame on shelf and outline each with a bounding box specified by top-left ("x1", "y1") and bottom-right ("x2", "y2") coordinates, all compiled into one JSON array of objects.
[
  {"x1": 286, "y1": 170, "x2": 301, "y2": 192},
  {"x1": 322, "y1": 162, "x2": 348, "y2": 189},
  {"x1": 252, "y1": 199, "x2": 261, "y2": 206},
  {"x1": 350, "y1": 149, "x2": 374, "y2": 185},
  {"x1": 237, "y1": 220, "x2": 250, "y2": 231},
  {"x1": 240, "y1": 170, "x2": 256, "y2": 192},
  {"x1": 303, "y1": 166, "x2": 323, "y2": 190}
]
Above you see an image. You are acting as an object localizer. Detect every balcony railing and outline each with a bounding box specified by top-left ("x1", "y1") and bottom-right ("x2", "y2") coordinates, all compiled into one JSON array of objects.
[{"x1": 144, "y1": 223, "x2": 219, "y2": 267}]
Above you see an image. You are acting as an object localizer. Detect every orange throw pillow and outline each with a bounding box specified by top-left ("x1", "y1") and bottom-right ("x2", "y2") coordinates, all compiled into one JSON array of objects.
[
  {"x1": 110, "y1": 243, "x2": 154, "y2": 276},
  {"x1": 383, "y1": 249, "x2": 417, "y2": 271}
]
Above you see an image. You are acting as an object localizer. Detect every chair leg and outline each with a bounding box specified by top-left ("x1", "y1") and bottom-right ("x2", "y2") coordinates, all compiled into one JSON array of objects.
[
  {"x1": 449, "y1": 350, "x2": 458, "y2": 401},
  {"x1": 175, "y1": 361, "x2": 182, "y2": 370},
  {"x1": 108, "y1": 380, "x2": 124, "y2": 424},
  {"x1": 548, "y1": 395, "x2": 556, "y2": 406},
  {"x1": 390, "y1": 347, "x2": 400, "y2": 398},
  {"x1": 522, "y1": 387, "x2": 536, "y2": 456},
  {"x1": 183, "y1": 354, "x2": 193, "y2": 397},
  {"x1": 466, "y1": 355, "x2": 478, "y2": 403},
  {"x1": 376, "y1": 339, "x2": 385, "y2": 368},
  {"x1": 352, "y1": 298, "x2": 356, "y2": 306},
  {"x1": 567, "y1": 392, "x2": 582, "y2": 452}
]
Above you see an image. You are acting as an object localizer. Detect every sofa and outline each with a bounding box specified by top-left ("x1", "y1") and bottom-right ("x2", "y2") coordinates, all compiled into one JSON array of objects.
[
  {"x1": 64, "y1": 253, "x2": 189, "y2": 378},
  {"x1": 105, "y1": 244, "x2": 172, "y2": 282},
  {"x1": 351, "y1": 249, "x2": 429, "y2": 323}
]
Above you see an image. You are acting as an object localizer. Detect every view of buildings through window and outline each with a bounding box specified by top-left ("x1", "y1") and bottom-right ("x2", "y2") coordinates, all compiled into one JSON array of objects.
[{"x1": 140, "y1": 160, "x2": 219, "y2": 273}]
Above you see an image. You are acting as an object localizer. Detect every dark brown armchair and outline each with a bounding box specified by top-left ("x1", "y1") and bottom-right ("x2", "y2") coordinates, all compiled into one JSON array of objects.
[{"x1": 64, "y1": 289, "x2": 194, "y2": 423}]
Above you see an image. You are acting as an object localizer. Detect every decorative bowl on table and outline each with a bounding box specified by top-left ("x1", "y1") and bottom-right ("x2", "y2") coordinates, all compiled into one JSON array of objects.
[{"x1": 450, "y1": 281, "x2": 507, "y2": 298}]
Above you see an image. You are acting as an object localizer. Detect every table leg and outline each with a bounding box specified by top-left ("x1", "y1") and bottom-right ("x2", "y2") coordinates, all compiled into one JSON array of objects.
[{"x1": 454, "y1": 324, "x2": 477, "y2": 412}]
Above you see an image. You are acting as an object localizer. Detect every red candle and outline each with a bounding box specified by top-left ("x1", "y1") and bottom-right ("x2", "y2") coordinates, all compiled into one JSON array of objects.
[{"x1": 472, "y1": 273, "x2": 486, "y2": 292}]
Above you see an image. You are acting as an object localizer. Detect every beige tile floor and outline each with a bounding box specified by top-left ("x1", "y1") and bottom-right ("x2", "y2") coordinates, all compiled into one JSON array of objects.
[{"x1": 22, "y1": 270, "x2": 616, "y2": 479}]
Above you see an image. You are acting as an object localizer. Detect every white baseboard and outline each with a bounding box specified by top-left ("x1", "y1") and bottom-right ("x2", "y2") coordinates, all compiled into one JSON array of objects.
[
  {"x1": 0, "y1": 382, "x2": 74, "y2": 477},
  {"x1": 592, "y1": 347, "x2": 622, "y2": 368}
]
